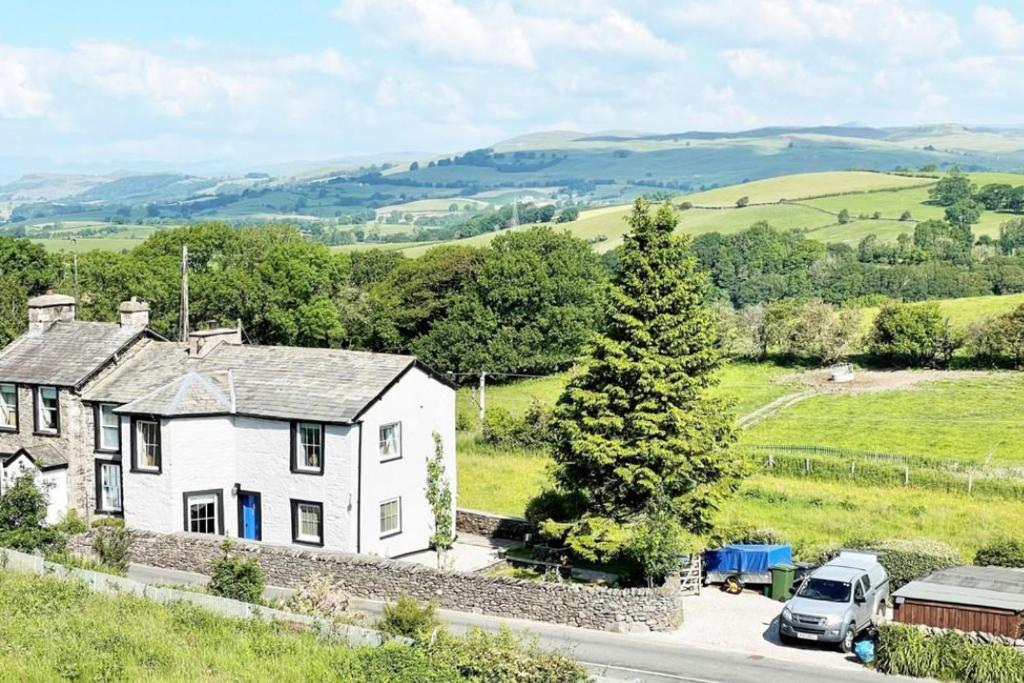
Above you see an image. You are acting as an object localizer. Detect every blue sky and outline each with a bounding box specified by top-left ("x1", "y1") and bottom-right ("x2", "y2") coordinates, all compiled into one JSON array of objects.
[{"x1": 2, "y1": 1, "x2": 1024, "y2": 173}]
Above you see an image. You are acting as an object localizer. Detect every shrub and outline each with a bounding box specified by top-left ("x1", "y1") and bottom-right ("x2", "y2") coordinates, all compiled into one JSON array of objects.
[
  {"x1": 876, "y1": 623, "x2": 1024, "y2": 683},
  {"x1": 819, "y1": 538, "x2": 959, "y2": 591},
  {"x1": 339, "y1": 642, "x2": 461, "y2": 682},
  {"x1": 377, "y1": 596, "x2": 441, "y2": 642},
  {"x1": 735, "y1": 196, "x2": 750, "y2": 208},
  {"x1": 91, "y1": 525, "x2": 134, "y2": 572},
  {"x1": 623, "y1": 513, "x2": 698, "y2": 586},
  {"x1": 975, "y1": 539, "x2": 1024, "y2": 568},
  {"x1": 91, "y1": 517, "x2": 125, "y2": 529},
  {"x1": 208, "y1": 541, "x2": 265, "y2": 603},
  {"x1": 0, "y1": 471, "x2": 65, "y2": 553},
  {"x1": 430, "y1": 627, "x2": 591, "y2": 683},
  {"x1": 479, "y1": 401, "x2": 555, "y2": 451},
  {"x1": 868, "y1": 302, "x2": 958, "y2": 367},
  {"x1": 53, "y1": 510, "x2": 87, "y2": 536}
]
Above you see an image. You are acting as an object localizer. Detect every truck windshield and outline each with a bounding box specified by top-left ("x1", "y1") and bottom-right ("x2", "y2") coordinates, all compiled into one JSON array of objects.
[{"x1": 797, "y1": 578, "x2": 851, "y2": 603}]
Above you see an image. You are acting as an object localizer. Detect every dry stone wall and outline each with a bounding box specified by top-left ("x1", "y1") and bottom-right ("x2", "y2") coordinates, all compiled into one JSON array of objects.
[
  {"x1": 70, "y1": 530, "x2": 684, "y2": 632},
  {"x1": 456, "y1": 508, "x2": 534, "y2": 540}
]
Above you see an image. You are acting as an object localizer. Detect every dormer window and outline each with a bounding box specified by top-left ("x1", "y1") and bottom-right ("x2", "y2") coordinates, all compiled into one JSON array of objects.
[
  {"x1": 34, "y1": 386, "x2": 59, "y2": 435},
  {"x1": 0, "y1": 383, "x2": 17, "y2": 432}
]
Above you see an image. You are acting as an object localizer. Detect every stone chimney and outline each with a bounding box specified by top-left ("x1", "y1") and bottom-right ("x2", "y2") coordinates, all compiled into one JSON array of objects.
[
  {"x1": 189, "y1": 326, "x2": 242, "y2": 358},
  {"x1": 119, "y1": 297, "x2": 150, "y2": 329},
  {"x1": 27, "y1": 289, "x2": 76, "y2": 334}
]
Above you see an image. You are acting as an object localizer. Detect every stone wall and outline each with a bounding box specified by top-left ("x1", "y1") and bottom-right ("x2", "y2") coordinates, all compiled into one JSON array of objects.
[
  {"x1": 913, "y1": 624, "x2": 1024, "y2": 653},
  {"x1": 456, "y1": 508, "x2": 535, "y2": 541},
  {"x1": 70, "y1": 530, "x2": 684, "y2": 632}
]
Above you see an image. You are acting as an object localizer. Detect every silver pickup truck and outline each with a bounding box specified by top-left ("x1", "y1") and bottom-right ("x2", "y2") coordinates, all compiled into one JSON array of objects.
[{"x1": 778, "y1": 550, "x2": 889, "y2": 652}]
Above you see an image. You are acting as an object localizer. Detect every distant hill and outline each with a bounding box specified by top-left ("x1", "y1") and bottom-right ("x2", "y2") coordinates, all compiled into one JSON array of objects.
[{"x1": 5, "y1": 123, "x2": 1024, "y2": 245}]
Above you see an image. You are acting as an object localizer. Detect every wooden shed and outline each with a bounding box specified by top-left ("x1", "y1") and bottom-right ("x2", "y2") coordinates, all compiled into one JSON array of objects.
[{"x1": 893, "y1": 566, "x2": 1024, "y2": 639}]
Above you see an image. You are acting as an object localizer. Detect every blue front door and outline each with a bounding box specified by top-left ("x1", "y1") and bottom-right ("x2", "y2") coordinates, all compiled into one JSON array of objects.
[{"x1": 240, "y1": 493, "x2": 260, "y2": 540}]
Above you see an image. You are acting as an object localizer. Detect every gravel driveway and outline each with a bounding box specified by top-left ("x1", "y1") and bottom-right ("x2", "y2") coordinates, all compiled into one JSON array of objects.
[{"x1": 644, "y1": 587, "x2": 870, "y2": 672}]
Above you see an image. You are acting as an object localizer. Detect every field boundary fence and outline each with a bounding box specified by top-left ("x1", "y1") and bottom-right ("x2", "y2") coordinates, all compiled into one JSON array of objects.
[{"x1": 745, "y1": 444, "x2": 1024, "y2": 500}]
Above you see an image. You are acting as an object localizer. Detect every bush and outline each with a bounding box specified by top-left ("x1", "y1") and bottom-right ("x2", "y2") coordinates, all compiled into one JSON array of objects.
[
  {"x1": 876, "y1": 623, "x2": 1024, "y2": 682},
  {"x1": 0, "y1": 471, "x2": 65, "y2": 553},
  {"x1": 53, "y1": 510, "x2": 87, "y2": 536},
  {"x1": 623, "y1": 513, "x2": 697, "y2": 586},
  {"x1": 819, "y1": 538, "x2": 959, "y2": 591},
  {"x1": 340, "y1": 642, "x2": 461, "y2": 682},
  {"x1": 479, "y1": 401, "x2": 555, "y2": 451},
  {"x1": 91, "y1": 517, "x2": 125, "y2": 529},
  {"x1": 377, "y1": 596, "x2": 441, "y2": 642},
  {"x1": 975, "y1": 539, "x2": 1024, "y2": 568},
  {"x1": 208, "y1": 541, "x2": 265, "y2": 603},
  {"x1": 91, "y1": 525, "x2": 134, "y2": 572},
  {"x1": 430, "y1": 627, "x2": 590, "y2": 683},
  {"x1": 868, "y1": 302, "x2": 958, "y2": 367}
]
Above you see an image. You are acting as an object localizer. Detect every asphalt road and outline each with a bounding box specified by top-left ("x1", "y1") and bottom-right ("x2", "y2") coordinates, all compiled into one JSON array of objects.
[{"x1": 127, "y1": 563, "x2": 917, "y2": 683}]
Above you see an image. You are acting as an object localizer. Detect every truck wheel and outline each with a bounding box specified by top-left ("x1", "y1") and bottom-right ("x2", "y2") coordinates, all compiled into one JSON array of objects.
[
  {"x1": 839, "y1": 623, "x2": 855, "y2": 653},
  {"x1": 777, "y1": 621, "x2": 797, "y2": 646},
  {"x1": 723, "y1": 575, "x2": 744, "y2": 594}
]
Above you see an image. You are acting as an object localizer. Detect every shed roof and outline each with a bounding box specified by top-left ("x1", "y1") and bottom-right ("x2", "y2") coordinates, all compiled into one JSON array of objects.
[
  {"x1": 894, "y1": 566, "x2": 1024, "y2": 612},
  {"x1": 0, "y1": 321, "x2": 145, "y2": 388},
  {"x1": 2, "y1": 444, "x2": 68, "y2": 470},
  {"x1": 83, "y1": 340, "x2": 439, "y2": 423}
]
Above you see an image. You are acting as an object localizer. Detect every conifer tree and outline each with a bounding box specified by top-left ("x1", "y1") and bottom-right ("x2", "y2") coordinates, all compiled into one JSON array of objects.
[{"x1": 547, "y1": 199, "x2": 741, "y2": 558}]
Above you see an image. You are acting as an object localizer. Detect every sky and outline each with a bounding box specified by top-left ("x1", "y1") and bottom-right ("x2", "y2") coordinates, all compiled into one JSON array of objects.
[{"x1": 2, "y1": 0, "x2": 1024, "y2": 174}]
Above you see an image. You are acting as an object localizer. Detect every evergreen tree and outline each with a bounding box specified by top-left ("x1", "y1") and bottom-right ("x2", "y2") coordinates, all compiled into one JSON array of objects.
[{"x1": 545, "y1": 200, "x2": 741, "y2": 560}]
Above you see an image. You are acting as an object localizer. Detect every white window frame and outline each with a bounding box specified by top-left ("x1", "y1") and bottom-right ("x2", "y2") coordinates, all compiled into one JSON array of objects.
[
  {"x1": 295, "y1": 502, "x2": 323, "y2": 545},
  {"x1": 134, "y1": 418, "x2": 161, "y2": 472},
  {"x1": 98, "y1": 404, "x2": 121, "y2": 452},
  {"x1": 35, "y1": 386, "x2": 59, "y2": 434},
  {"x1": 295, "y1": 422, "x2": 324, "y2": 473},
  {"x1": 0, "y1": 383, "x2": 16, "y2": 431},
  {"x1": 185, "y1": 492, "x2": 220, "y2": 535},
  {"x1": 379, "y1": 497, "x2": 402, "y2": 537},
  {"x1": 379, "y1": 422, "x2": 402, "y2": 461},
  {"x1": 97, "y1": 462, "x2": 122, "y2": 513}
]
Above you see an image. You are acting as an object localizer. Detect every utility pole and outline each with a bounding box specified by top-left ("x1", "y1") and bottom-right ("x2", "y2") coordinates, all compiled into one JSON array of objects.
[
  {"x1": 179, "y1": 244, "x2": 190, "y2": 342},
  {"x1": 70, "y1": 238, "x2": 80, "y2": 304},
  {"x1": 478, "y1": 371, "x2": 487, "y2": 421}
]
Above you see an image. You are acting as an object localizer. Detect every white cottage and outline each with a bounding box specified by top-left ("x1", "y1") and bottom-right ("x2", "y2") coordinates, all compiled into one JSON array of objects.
[{"x1": 0, "y1": 293, "x2": 457, "y2": 558}]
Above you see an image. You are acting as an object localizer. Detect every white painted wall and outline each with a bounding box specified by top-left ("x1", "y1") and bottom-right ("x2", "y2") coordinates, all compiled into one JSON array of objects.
[
  {"x1": 0, "y1": 454, "x2": 68, "y2": 524},
  {"x1": 121, "y1": 365, "x2": 455, "y2": 557},
  {"x1": 357, "y1": 366, "x2": 456, "y2": 558}
]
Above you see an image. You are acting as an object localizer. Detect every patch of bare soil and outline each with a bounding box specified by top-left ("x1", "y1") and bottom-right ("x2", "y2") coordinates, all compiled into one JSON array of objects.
[{"x1": 802, "y1": 368, "x2": 1002, "y2": 395}]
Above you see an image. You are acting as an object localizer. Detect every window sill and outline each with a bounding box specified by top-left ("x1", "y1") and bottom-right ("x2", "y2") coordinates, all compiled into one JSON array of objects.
[
  {"x1": 293, "y1": 537, "x2": 324, "y2": 547},
  {"x1": 290, "y1": 467, "x2": 325, "y2": 476},
  {"x1": 380, "y1": 530, "x2": 402, "y2": 539},
  {"x1": 130, "y1": 467, "x2": 161, "y2": 475},
  {"x1": 380, "y1": 455, "x2": 403, "y2": 464},
  {"x1": 93, "y1": 509, "x2": 124, "y2": 517},
  {"x1": 33, "y1": 430, "x2": 60, "y2": 437},
  {"x1": 94, "y1": 447, "x2": 120, "y2": 455},
  {"x1": 0, "y1": 426, "x2": 18, "y2": 433}
]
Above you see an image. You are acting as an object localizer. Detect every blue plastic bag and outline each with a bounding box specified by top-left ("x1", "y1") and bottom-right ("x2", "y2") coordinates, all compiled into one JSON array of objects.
[{"x1": 854, "y1": 638, "x2": 875, "y2": 664}]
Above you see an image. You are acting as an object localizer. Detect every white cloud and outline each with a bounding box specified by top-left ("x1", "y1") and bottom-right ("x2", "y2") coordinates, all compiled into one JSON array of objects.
[
  {"x1": 334, "y1": 0, "x2": 536, "y2": 68},
  {"x1": 275, "y1": 49, "x2": 355, "y2": 77},
  {"x1": 674, "y1": 0, "x2": 960, "y2": 59},
  {"x1": 0, "y1": 48, "x2": 52, "y2": 119},
  {"x1": 332, "y1": 0, "x2": 683, "y2": 69},
  {"x1": 973, "y1": 5, "x2": 1024, "y2": 51}
]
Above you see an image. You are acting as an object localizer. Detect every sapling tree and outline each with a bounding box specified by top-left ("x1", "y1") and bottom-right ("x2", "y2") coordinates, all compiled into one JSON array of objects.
[{"x1": 426, "y1": 431, "x2": 453, "y2": 569}]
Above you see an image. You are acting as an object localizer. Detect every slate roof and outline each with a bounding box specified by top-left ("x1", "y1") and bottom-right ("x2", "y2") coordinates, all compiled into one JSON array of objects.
[
  {"x1": 894, "y1": 566, "x2": 1024, "y2": 612},
  {"x1": 83, "y1": 341, "x2": 432, "y2": 423},
  {"x1": 2, "y1": 444, "x2": 68, "y2": 470},
  {"x1": 0, "y1": 321, "x2": 146, "y2": 388}
]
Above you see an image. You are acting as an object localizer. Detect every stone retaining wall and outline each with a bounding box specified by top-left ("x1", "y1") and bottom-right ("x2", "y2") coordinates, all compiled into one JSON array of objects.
[
  {"x1": 913, "y1": 624, "x2": 1024, "y2": 653},
  {"x1": 70, "y1": 531, "x2": 683, "y2": 632},
  {"x1": 456, "y1": 508, "x2": 534, "y2": 540}
]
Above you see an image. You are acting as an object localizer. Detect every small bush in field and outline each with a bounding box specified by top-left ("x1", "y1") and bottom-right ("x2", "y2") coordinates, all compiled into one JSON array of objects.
[
  {"x1": 377, "y1": 596, "x2": 441, "y2": 642},
  {"x1": 975, "y1": 539, "x2": 1024, "y2": 568},
  {"x1": 91, "y1": 525, "x2": 134, "y2": 572},
  {"x1": 208, "y1": 541, "x2": 265, "y2": 604}
]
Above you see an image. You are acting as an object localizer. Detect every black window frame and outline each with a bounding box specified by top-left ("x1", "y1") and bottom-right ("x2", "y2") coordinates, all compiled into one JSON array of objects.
[
  {"x1": 94, "y1": 459, "x2": 124, "y2": 515},
  {"x1": 33, "y1": 385, "x2": 60, "y2": 436},
  {"x1": 182, "y1": 489, "x2": 224, "y2": 535},
  {"x1": 379, "y1": 496, "x2": 402, "y2": 539},
  {"x1": 236, "y1": 490, "x2": 263, "y2": 542},
  {"x1": 0, "y1": 382, "x2": 18, "y2": 433},
  {"x1": 290, "y1": 421, "x2": 325, "y2": 476},
  {"x1": 93, "y1": 403, "x2": 122, "y2": 454},
  {"x1": 130, "y1": 416, "x2": 162, "y2": 474},
  {"x1": 290, "y1": 498, "x2": 324, "y2": 547},
  {"x1": 378, "y1": 421, "x2": 402, "y2": 462}
]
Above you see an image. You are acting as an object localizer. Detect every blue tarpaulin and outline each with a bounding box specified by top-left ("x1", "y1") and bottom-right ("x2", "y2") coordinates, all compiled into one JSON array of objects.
[{"x1": 705, "y1": 544, "x2": 793, "y2": 574}]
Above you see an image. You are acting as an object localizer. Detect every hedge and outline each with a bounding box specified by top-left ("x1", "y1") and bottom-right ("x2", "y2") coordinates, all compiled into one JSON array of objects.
[
  {"x1": 975, "y1": 540, "x2": 1024, "y2": 568},
  {"x1": 819, "y1": 538, "x2": 959, "y2": 591},
  {"x1": 876, "y1": 624, "x2": 1024, "y2": 683}
]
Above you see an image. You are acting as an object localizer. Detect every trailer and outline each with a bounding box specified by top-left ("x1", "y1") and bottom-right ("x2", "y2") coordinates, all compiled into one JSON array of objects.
[{"x1": 705, "y1": 544, "x2": 794, "y2": 594}]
